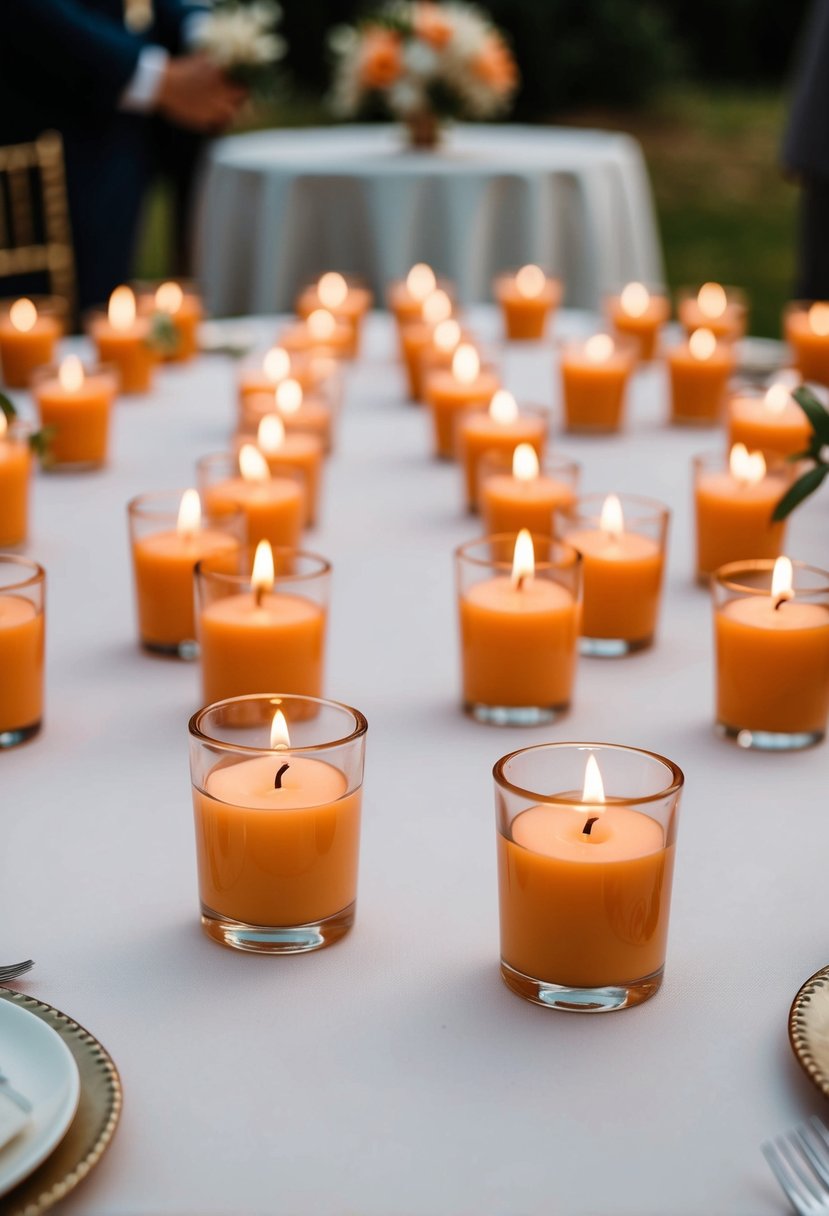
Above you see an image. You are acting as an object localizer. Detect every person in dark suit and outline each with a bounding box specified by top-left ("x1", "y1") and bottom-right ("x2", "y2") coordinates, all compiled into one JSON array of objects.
[
  {"x1": 0, "y1": 0, "x2": 247, "y2": 313},
  {"x1": 782, "y1": 0, "x2": 829, "y2": 300}
]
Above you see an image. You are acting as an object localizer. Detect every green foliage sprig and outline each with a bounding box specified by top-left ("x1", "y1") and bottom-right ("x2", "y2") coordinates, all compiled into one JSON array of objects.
[
  {"x1": 0, "y1": 391, "x2": 56, "y2": 467},
  {"x1": 772, "y1": 386, "x2": 829, "y2": 521}
]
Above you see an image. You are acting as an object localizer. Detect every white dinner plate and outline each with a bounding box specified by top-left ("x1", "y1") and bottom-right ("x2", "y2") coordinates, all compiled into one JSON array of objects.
[{"x1": 0, "y1": 999, "x2": 81, "y2": 1198}]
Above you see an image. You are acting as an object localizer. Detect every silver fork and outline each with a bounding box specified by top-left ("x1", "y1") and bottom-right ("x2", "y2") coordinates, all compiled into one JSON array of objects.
[
  {"x1": 0, "y1": 960, "x2": 34, "y2": 984},
  {"x1": 763, "y1": 1117, "x2": 829, "y2": 1214}
]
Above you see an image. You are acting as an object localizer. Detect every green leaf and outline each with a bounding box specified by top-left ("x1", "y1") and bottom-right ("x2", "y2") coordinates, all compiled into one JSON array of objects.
[
  {"x1": 793, "y1": 386, "x2": 829, "y2": 446},
  {"x1": 28, "y1": 426, "x2": 56, "y2": 468},
  {"x1": 772, "y1": 463, "x2": 829, "y2": 521},
  {"x1": 0, "y1": 392, "x2": 18, "y2": 422},
  {"x1": 147, "y1": 311, "x2": 180, "y2": 356}
]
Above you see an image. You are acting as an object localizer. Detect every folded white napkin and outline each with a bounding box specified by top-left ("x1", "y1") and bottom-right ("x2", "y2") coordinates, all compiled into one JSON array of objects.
[{"x1": 0, "y1": 1088, "x2": 31, "y2": 1152}]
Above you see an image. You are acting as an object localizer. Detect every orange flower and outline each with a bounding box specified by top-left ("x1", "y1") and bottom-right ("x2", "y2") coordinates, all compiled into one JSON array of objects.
[
  {"x1": 414, "y1": 3, "x2": 453, "y2": 49},
  {"x1": 359, "y1": 29, "x2": 403, "y2": 89},
  {"x1": 471, "y1": 34, "x2": 518, "y2": 93}
]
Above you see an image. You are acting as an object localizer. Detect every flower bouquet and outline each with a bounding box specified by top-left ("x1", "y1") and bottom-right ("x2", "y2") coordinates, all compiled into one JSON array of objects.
[
  {"x1": 328, "y1": 2, "x2": 519, "y2": 148},
  {"x1": 193, "y1": 0, "x2": 286, "y2": 99}
]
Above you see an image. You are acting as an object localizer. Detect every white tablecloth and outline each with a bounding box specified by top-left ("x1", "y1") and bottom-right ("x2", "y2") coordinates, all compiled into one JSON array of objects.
[
  {"x1": 3, "y1": 309, "x2": 828, "y2": 1216},
  {"x1": 196, "y1": 125, "x2": 664, "y2": 315}
]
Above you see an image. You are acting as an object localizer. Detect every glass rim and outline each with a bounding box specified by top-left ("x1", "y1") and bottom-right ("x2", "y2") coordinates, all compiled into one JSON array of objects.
[
  {"x1": 0, "y1": 554, "x2": 45, "y2": 592},
  {"x1": 558, "y1": 333, "x2": 639, "y2": 357},
  {"x1": 713, "y1": 558, "x2": 829, "y2": 596},
  {"x1": 0, "y1": 294, "x2": 65, "y2": 318},
  {"x1": 195, "y1": 450, "x2": 308, "y2": 480},
  {"x1": 783, "y1": 299, "x2": 829, "y2": 312},
  {"x1": 692, "y1": 448, "x2": 791, "y2": 476},
  {"x1": 30, "y1": 361, "x2": 118, "y2": 384},
  {"x1": 675, "y1": 284, "x2": 748, "y2": 303},
  {"x1": 603, "y1": 282, "x2": 669, "y2": 299},
  {"x1": 493, "y1": 741, "x2": 684, "y2": 805},
  {"x1": 492, "y1": 268, "x2": 562, "y2": 287},
  {"x1": 194, "y1": 545, "x2": 331, "y2": 585},
  {"x1": 127, "y1": 489, "x2": 245, "y2": 523},
  {"x1": 83, "y1": 305, "x2": 152, "y2": 329},
  {"x1": 557, "y1": 492, "x2": 670, "y2": 526},
  {"x1": 455, "y1": 533, "x2": 581, "y2": 574},
  {"x1": 189, "y1": 693, "x2": 368, "y2": 754},
  {"x1": 296, "y1": 272, "x2": 371, "y2": 292},
  {"x1": 131, "y1": 277, "x2": 199, "y2": 295},
  {"x1": 478, "y1": 450, "x2": 581, "y2": 477}
]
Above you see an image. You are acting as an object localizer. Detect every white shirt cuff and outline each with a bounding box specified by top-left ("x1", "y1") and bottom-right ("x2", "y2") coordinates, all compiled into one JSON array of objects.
[{"x1": 119, "y1": 45, "x2": 169, "y2": 111}]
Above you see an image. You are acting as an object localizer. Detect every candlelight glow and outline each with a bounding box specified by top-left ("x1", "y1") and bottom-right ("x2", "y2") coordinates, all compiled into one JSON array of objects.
[
  {"x1": 406, "y1": 263, "x2": 436, "y2": 300},
  {"x1": 697, "y1": 282, "x2": 727, "y2": 319},
  {"x1": 452, "y1": 343, "x2": 480, "y2": 384},
  {"x1": 808, "y1": 302, "x2": 829, "y2": 337},
  {"x1": 108, "y1": 285, "x2": 136, "y2": 330},
  {"x1": 239, "y1": 443, "x2": 270, "y2": 483},
  {"x1": 584, "y1": 333, "x2": 614, "y2": 364},
  {"x1": 620, "y1": 281, "x2": 650, "y2": 317},
  {"x1": 422, "y1": 289, "x2": 452, "y2": 326},
  {"x1": 0, "y1": 413, "x2": 7, "y2": 440},
  {"x1": 318, "y1": 272, "x2": 348, "y2": 310},
  {"x1": 263, "y1": 346, "x2": 291, "y2": 382},
  {"x1": 251, "y1": 539, "x2": 275, "y2": 596},
  {"x1": 515, "y1": 264, "x2": 545, "y2": 299},
  {"x1": 512, "y1": 442, "x2": 539, "y2": 482},
  {"x1": 307, "y1": 309, "x2": 336, "y2": 340},
  {"x1": 9, "y1": 298, "x2": 37, "y2": 333},
  {"x1": 270, "y1": 707, "x2": 290, "y2": 749},
  {"x1": 771, "y1": 556, "x2": 794, "y2": 604},
  {"x1": 599, "y1": 493, "x2": 624, "y2": 541},
  {"x1": 511, "y1": 528, "x2": 534, "y2": 589},
  {"x1": 257, "y1": 413, "x2": 286, "y2": 454},
  {"x1": 155, "y1": 281, "x2": 183, "y2": 314},
  {"x1": 764, "y1": 384, "x2": 791, "y2": 415},
  {"x1": 58, "y1": 354, "x2": 84, "y2": 393},
  {"x1": 275, "y1": 378, "x2": 303, "y2": 415},
  {"x1": 489, "y1": 389, "x2": 518, "y2": 425},
  {"x1": 689, "y1": 327, "x2": 717, "y2": 362},
  {"x1": 433, "y1": 319, "x2": 461, "y2": 353},
  {"x1": 729, "y1": 442, "x2": 766, "y2": 487},
  {"x1": 582, "y1": 754, "x2": 606, "y2": 804},
  {"x1": 176, "y1": 488, "x2": 201, "y2": 538}
]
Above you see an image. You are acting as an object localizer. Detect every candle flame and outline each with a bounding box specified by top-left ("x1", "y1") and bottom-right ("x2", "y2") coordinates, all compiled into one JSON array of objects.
[
  {"x1": 452, "y1": 343, "x2": 480, "y2": 384},
  {"x1": 689, "y1": 327, "x2": 717, "y2": 362},
  {"x1": 307, "y1": 309, "x2": 336, "y2": 340},
  {"x1": 0, "y1": 412, "x2": 7, "y2": 439},
  {"x1": 582, "y1": 754, "x2": 605, "y2": 804},
  {"x1": 9, "y1": 298, "x2": 37, "y2": 333},
  {"x1": 270, "y1": 707, "x2": 290, "y2": 749},
  {"x1": 58, "y1": 354, "x2": 84, "y2": 392},
  {"x1": 252, "y1": 539, "x2": 275, "y2": 597},
  {"x1": 239, "y1": 443, "x2": 270, "y2": 483},
  {"x1": 771, "y1": 555, "x2": 794, "y2": 604},
  {"x1": 176, "y1": 488, "x2": 201, "y2": 538},
  {"x1": 729, "y1": 442, "x2": 766, "y2": 487},
  {"x1": 512, "y1": 442, "x2": 539, "y2": 482},
  {"x1": 620, "y1": 281, "x2": 650, "y2": 317},
  {"x1": 764, "y1": 383, "x2": 791, "y2": 415},
  {"x1": 511, "y1": 528, "x2": 534, "y2": 590},
  {"x1": 275, "y1": 377, "x2": 303, "y2": 415},
  {"x1": 433, "y1": 318, "x2": 461, "y2": 353},
  {"x1": 489, "y1": 389, "x2": 518, "y2": 425},
  {"x1": 406, "y1": 263, "x2": 436, "y2": 300},
  {"x1": 422, "y1": 289, "x2": 452, "y2": 326},
  {"x1": 515, "y1": 264, "x2": 545, "y2": 299},
  {"x1": 257, "y1": 412, "x2": 286, "y2": 454},
  {"x1": 584, "y1": 333, "x2": 614, "y2": 364},
  {"x1": 808, "y1": 302, "x2": 829, "y2": 337},
  {"x1": 263, "y1": 346, "x2": 291, "y2": 382},
  {"x1": 697, "y1": 282, "x2": 727, "y2": 319},
  {"x1": 108, "y1": 285, "x2": 136, "y2": 330},
  {"x1": 317, "y1": 272, "x2": 348, "y2": 310},
  {"x1": 155, "y1": 281, "x2": 183, "y2": 314},
  {"x1": 600, "y1": 493, "x2": 624, "y2": 541}
]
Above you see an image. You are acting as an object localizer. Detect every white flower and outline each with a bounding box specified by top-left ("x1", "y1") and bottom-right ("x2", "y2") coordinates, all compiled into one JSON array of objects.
[
  {"x1": 441, "y1": 4, "x2": 490, "y2": 60},
  {"x1": 387, "y1": 80, "x2": 425, "y2": 116},
  {"x1": 196, "y1": 2, "x2": 285, "y2": 69},
  {"x1": 328, "y1": 23, "x2": 359, "y2": 54},
  {"x1": 403, "y1": 40, "x2": 438, "y2": 79}
]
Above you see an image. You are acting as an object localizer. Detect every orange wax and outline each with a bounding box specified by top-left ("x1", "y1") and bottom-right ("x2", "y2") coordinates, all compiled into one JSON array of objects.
[
  {"x1": 679, "y1": 298, "x2": 746, "y2": 342},
  {"x1": 606, "y1": 296, "x2": 670, "y2": 361},
  {"x1": 0, "y1": 595, "x2": 44, "y2": 734},
  {"x1": 695, "y1": 472, "x2": 786, "y2": 579},
  {"x1": 278, "y1": 318, "x2": 354, "y2": 361},
  {"x1": 243, "y1": 391, "x2": 334, "y2": 453},
  {"x1": 33, "y1": 371, "x2": 116, "y2": 466},
  {"x1": 400, "y1": 321, "x2": 439, "y2": 400},
  {"x1": 387, "y1": 279, "x2": 452, "y2": 329},
  {"x1": 716, "y1": 597, "x2": 829, "y2": 734},
  {"x1": 480, "y1": 473, "x2": 574, "y2": 536},
  {"x1": 565, "y1": 530, "x2": 663, "y2": 643},
  {"x1": 784, "y1": 310, "x2": 829, "y2": 385},
  {"x1": 424, "y1": 369, "x2": 501, "y2": 459},
  {"x1": 296, "y1": 286, "x2": 371, "y2": 357},
  {"x1": 161, "y1": 294, "x2": 203, "y2": 362},
  {"x1": 498, "y1": 804, "x2": 673, "y2": 986},
  {"x1": 0, "y1": 433, "x2": 32, "y2": 547},
  {"x1": 132, "y1": 529, "x2": 239, "y2": 650},
  {"x1": 0, "y1": 314, "x2": 60, "y2": 388},
  {"x1": 239, "y1": 432, "x2": 324, "y2": 527},
  {"x1": 727, "y1": 392, "x2": 811, "y2": 461},
  {"x1": 667, "y1": 343, "x2": 735, "y2": 425},
  {"x1": 88, "y1": 316, "x2": 156, "y2": 393},
  {"x1": 193, "y1": 754, "x2": 360, "y2": 926},
  {"x1": 202, "y1": 477, "x2": 304, "y2": 551},
  {"x1": 459, "y1": 577, "x2": 578, "y2": 710},
  {"x1": 238, "y1": 360, "x2": 327, "y2": 408},
  {"x1": 495, "y1": 279, "x2": 561, "y2": 341},
  {"x1": 458, "y1": 413, "x2": 546, "y2": 512},
  {"x1": 199, "y1": 589, "x2": 325, "y2": 704},
  {"x1": 560, "y1": 348, "x2": 634, "y2": 432}
]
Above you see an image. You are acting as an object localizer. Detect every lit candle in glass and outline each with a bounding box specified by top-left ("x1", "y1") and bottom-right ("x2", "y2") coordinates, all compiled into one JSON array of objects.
[
  {"x1": 693, "y1": 444, "x2": 790, "y2": 582},
  {"x1": 456, "y1": 390, "x2": 548, "y2": 512},
  {"x1": 0, "y1": 297, "x2": 61, "y2": 388},
  {"x1": 678, "y1": 282, "x2": 747, "y2": 342},
  {"x1": 784, "y1": 300, "x2": 829, "y2": 385},
  {"x1": 32, "y1": 355, "x2": 118, "y2": 468},
  {"x1": 726, "y1": 382, "x2": 811, "y2": 460},
  {"x1": 88, "y1": 286, "x2": 156, "y2": 393},
  {"x1": 667, "y1": 327, "x2": 735, "y2": 425},
  {"x1": 605, "y1": 281, "x2": 670, "y2": 360},
  {"x1": 493, "y1": 264, "x2": 562, "y2": 341},
  {"x1": 560, "y1": 333, "x2": 636, "y2": 432},
  {"x1": 424, "y1": 343, "x2": 500, "y2": 459}
]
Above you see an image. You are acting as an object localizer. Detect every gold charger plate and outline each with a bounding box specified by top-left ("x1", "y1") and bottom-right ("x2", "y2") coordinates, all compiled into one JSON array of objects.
[
  {"x1": 0, "y1": 990, "x2": 122, "y2": 1215},
  {"x1": 789, "y1": 964, "x2": 829, "y2": 1098}
]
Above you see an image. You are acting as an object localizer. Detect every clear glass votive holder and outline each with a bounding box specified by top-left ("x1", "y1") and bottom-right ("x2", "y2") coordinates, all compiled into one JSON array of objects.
[
  {"x1": 712, "y1": 560, "x2": 829, "y2": 750},
  {"x1": 783, "y1": 300, "x2": 829, "y2": 386},
  {"x1": 236, "y1": 384, "x2": 338, "y2": 456},
  {"x1": 693, "y1": 450, "x2": 791, "y2": 584},
  {"x1": 0, "y1": 420, "x2": 34, "y2": 548},
  {"x1": 134, "y1": 278, "x2": 204, "y2": 362},
  {"x1": 558, "y1": 334, "x2": 638, "y2": 433},
  {"x1": 603, "y1": 282, "x2": 670, "y2": 361},
  {"x1": 0, "y1": 555, "x2": 45, "y2": 747},
  {"x1": 128, "y1": 490, "x2": 244, "y2": 659},
  {"x1": 456, "y1": 534, "x2": 581, "y2": 726},
  {"x1": 189, "y1": 693, "x2": 367, "y2": 953},
  {"x1": 0, "y1": 297, "x2": 64, "y2": 389},
  {"x1": 479, "y1": 450, "x2": 581, "y2": 539},
  {"x1": 676, "y1": 284, "x2": 748, "y2": 342},
  {"x1": 237, "y1": 349, "x2": 343, "y2": 414},
  {"x1": 195, "y1": 451, "x2": 306, "y2": 552},
  {"x1": 495, "y1": 741, "x2": 683, "y2": 1012},
  {"x1": 492, "y1": 268, "x2": 563, "y2": 342},
  {"x1": 31, "y1": 362, "x2": 118, "y2": 470},
  {"x1": 556, "y1": 493, "x2": 670, "y2": 656},
  {"x1": 454, "y1": 401, "x2": 550, "y2": 513}
]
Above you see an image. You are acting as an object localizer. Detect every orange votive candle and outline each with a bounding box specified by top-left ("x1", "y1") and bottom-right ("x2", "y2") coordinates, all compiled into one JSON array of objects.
[
  {"x1": 238, "y1": 347, "x2": 338, "y2": 412},
  {"x1": 694, "y1": 446, "x2": 789, "y2": 582},
  {"x1": 667, "y1": 328, "x2": 735, "y2": 425},
  {"x1": 424, "y1": 343, "x2": 499, "y2": 459},
  {"x1": 678, "y1": 283, "x2": 747, "y2": 343},
  {"x1": 456, "y1": 391, "x2": 547, "y2": 512},
  {"x1": 493, "y1": 265, "x2": 562, "y2": 341},
  {"x1": 0, "y1": 557, "x2": 45, "y2": 745},
  {"x1": 237, "y1": 413, "x2": 324, "y2": 527},
  {"x1": 399, "y1": 288, "x2": 455, "y2": 399},
  {"x1": 479, "y1": 445, "x2": 579, "y2": 538},
  {"x1": 32, "y1": 357, "x2": 117, "y2": 468},
  {"x1": 388, "y1": 264, "x2": 454, "y2": 329},
  {"x1": 727, "y1": 383, "x2": 811, "y2": 460},
  {"x1": 88, "y1": 286, "x2": 156, "y2": 393},
  {"x1": 198, "y1": 446, "x2": 305, "y2": 551},
  {"x1": 0, "y1": 415, "x2": 33, "y2": 547},
  {"x1": 244, "y1": 378, "x2": 335, "y2": 454},
  {"x1": 296, "y1": 273, "x2": 372, "y2": 357},
  {"x1": 138, "y1": 280, "x2": 204, "y2": 362},
  {"x1": 784, "y1": 301, "x2": 829, "y2": 385},
  {"x1": 278, "y1": 308, "x2": 354, "y2": 360},
  {"x1": 0, "y1": 298, "x2": 61, "y2": 388},
  {"x1": 560, "y1": 334, "x2": 636, "y2": 432},
  {"x1": 605, "y1": 282, "x2": 670, "y2": 361}
]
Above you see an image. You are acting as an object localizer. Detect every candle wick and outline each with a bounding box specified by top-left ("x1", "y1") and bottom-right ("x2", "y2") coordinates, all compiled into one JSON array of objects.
[
  {"x1": 773, "y1": 595, "x2": 789, "y2": 611},
  {"x1": 274, "y1": 762, "x2": 290, "y2": 789},
  {"x1": 516, "y1": 573, "x2": 526, "y2": 592},
  {"x1": 255, "y1": 584, "x2": 265, "y2": 608},
  {"x1": 582, "y1": 816, "x2": 599, "y2": 836}
]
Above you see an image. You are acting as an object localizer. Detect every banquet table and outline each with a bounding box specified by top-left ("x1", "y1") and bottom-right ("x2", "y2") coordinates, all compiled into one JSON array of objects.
[
  {"x1": 196, "y1": 125, "x2": 664, "y2": 315},
  {"x1": 2, "y1": 307, "x2": 828, "y2": 1216}
]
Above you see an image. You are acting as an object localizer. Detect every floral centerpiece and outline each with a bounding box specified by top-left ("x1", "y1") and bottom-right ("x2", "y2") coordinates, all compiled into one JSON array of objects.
[
  {"x1": 193, "y1": 0, "x2": 286, "y2": 99},
  {"x1": 328, "y1": 2, "x2": 519, "y2": 148}
]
